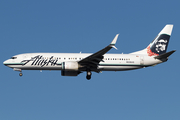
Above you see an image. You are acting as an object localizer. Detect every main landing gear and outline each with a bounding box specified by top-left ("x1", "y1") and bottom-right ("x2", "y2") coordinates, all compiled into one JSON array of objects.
[{"x1": 86, "y1": 71, "x2": 92, "y2": 80}]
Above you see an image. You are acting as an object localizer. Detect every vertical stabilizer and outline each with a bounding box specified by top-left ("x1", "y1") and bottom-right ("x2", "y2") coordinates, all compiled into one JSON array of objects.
[
  {"x1": 147, "y1": 24, "x2": 173, "y2": 56},
  {"x1": 131, "y1": 25, "x2": 173, "y2": 56}
]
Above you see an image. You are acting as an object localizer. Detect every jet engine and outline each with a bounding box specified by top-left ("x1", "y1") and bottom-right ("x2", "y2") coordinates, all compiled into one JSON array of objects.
[
  {"x1": 62, "y1": 61, "x2": 79, "y2": 70},
  {"x1": 61, "y1": 62, "x2": 80, "y2": 76}
]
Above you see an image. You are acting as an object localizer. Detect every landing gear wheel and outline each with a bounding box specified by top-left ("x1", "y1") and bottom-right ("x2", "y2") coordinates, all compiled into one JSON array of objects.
[
  {"x1": 86, "y1": 75, "x2": 91, "y2": 80},
  {"x1": 86, "y1": 71, "x2": 92, "y2": 80},
  {"x1": 19, "y1": 73, "x2": 23, "y2": 76}
]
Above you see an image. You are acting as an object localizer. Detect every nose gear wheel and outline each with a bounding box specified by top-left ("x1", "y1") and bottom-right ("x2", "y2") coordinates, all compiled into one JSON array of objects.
[{"x1": 19, "y1": 72, "x2": 23, "y2": 76}]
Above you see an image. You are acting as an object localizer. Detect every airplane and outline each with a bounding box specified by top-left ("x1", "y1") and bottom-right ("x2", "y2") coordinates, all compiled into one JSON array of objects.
[{"x1": 3, "y1": 24, "x2": 176, "y2": 80}]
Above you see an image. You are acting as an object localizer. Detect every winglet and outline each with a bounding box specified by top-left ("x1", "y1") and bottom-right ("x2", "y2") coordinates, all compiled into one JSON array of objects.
[
  {"x1": 110, "y1": 34, "x2": 119, "y2": 45},
  {"x1": 110, "y1": 34, "x2": 119, "y2": 50}
]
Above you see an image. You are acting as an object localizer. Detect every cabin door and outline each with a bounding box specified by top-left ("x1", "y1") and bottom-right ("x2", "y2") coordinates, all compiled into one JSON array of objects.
[{"x1": 140, "y1": 56, "x2": 144, "y2": 65}]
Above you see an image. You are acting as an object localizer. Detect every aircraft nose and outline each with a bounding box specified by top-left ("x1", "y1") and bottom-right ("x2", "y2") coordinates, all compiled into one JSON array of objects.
[{"x1": 3, "y1": 59, "x2": 9, "y2": 66}]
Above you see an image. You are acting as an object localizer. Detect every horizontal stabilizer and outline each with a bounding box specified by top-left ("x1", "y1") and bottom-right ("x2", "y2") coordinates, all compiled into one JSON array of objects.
[{"x1": 154, "y1": 50, "x2": 176, "y2": 59}]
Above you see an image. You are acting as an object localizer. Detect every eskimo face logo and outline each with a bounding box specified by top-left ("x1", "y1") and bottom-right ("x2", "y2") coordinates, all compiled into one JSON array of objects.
[
  {"x1": 147, "y1": 34, "x2": 170, "y2": 56},
  {"x1": 155, "y1": 39, "x2": 167, "y2": 53}
]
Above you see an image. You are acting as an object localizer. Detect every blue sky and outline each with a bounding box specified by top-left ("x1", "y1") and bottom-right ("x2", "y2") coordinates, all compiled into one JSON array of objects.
[{"x1": 0, "y1": 0, "x2": 179, "y2": 120}]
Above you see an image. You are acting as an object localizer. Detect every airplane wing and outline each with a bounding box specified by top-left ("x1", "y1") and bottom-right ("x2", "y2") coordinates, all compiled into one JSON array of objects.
[{"x1": 78, "y1": 34, "x2": 119, "y2": 71}]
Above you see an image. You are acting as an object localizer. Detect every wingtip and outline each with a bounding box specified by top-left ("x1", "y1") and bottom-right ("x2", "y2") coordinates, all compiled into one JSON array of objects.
[{"x1": 110, "y1": 34, "x2": 119, "y2": 45}]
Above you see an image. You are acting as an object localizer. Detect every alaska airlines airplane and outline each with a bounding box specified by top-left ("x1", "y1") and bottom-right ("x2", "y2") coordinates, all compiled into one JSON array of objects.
[{"x1": 3, "y1": 25, "x2": 176, "y2": 80}]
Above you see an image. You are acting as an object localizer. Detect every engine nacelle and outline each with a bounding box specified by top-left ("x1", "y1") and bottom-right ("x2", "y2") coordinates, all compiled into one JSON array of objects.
[
  {"x1": 61, "y1": 62, "x2": 80, "y2": 76},
  {"x1": 61, "y1": 70, "x2": 80, "y2": 76},
  {"x1": 62, "y1": 61, "x2": 79, "y2": 71}
]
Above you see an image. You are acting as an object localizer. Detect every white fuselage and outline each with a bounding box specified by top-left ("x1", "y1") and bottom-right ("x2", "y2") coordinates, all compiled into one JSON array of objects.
[
  {"x1": 3, "y1": 53, "x2": 163, "y2": 71},
  {"x1": 3, "y1": 25, "x2": 174, "y2": 80}
]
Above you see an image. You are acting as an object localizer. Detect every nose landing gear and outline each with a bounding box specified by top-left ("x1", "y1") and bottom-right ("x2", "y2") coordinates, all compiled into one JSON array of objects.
[
  {"x1": 13, "y1": 68, "x2": 23, "y2": 77},
  {"x1": 19, "y1": 72, "x2": 23, "y2": 76}
]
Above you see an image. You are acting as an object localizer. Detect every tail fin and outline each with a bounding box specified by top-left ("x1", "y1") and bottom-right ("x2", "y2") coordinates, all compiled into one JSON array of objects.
[
  {"x1": 147, "y1": 24, "x2": 173, "y2": 56},
  {"x1": 131, "y1": 24, "x2": 173, "y2": 56}
]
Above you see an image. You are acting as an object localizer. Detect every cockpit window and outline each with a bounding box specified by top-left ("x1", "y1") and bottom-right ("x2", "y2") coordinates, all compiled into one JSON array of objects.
[{"x1": 11, "y1": 57, "x2": 17, "y2": 59}]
